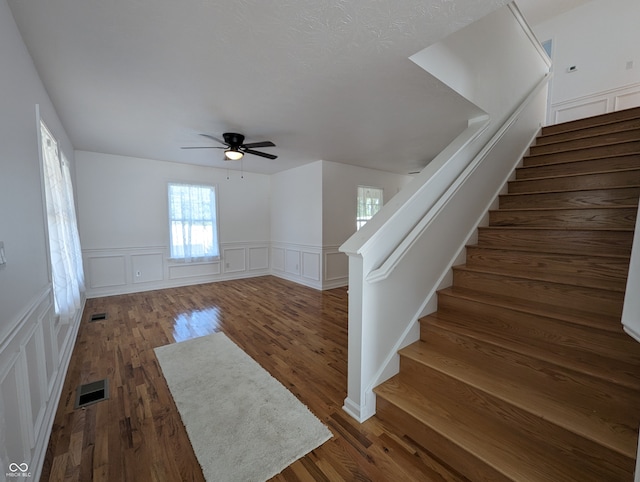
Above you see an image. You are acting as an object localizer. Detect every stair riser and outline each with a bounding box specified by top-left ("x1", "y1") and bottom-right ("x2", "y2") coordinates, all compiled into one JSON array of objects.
[
  {"x1": 436, "y1": 291, "x2": 626, "y2": 336},
  {"x1": 398, "y1": 356, "x2": 634, "y2": 479},
  {"x1": 432, "y1": 299, "x2": 640, "y2": 387},
  {"x1": 541, "y1": 107, "x2": 640, "y2": 137},
  {"x1": 516, "y1": 155, "x2": 640, "y2": 179},
  {"x1": 509, "y1": 170, "x2": 640, "y2": 193},
  {"x1": 499, "y1": 188, "x2": 640, "y2": 209},
  {"x1": 489, "y1": 207, "x2": 637, "y2": 229},
  {"x1": 465, "y1": 247, "x2": 629, "y2": 290},
  {"x1": 523, "y1": 140, "x2": 640, "y2": 166},
  {"x1": 452, "y1": 268, "x2": 624, "y2": 316},
  {"x1": 477, "y1": 228, "x2": 633, "y2": 256},
  {"x1": 537, "y1": 118, "x2": 640, "y2": 146},
  {"x1": 375, "y1": 398, "x2": 511, "y2": 482},
  {"x1": 529, "y1": 129, "x2": 640, "y2": 156}
]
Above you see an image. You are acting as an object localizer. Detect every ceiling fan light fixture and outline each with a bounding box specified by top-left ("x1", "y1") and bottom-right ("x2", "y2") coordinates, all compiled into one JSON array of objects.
[{"x1": 224, "y1": 148, "x2": 244, "y2": 160}]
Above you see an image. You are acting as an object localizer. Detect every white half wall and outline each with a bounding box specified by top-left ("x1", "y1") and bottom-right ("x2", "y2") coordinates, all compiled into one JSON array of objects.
[
  {"x1": 75, "y1": 151, "x2": 272, "y2": 297},
  {"x1": 341, "y1": 3, "x2": 550, "y2": 422}
]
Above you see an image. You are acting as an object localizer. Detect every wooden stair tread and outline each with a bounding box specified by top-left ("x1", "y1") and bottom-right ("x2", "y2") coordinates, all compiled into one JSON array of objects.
[
  {"x1": 424, "y1": 311, "x2": 640, "y2": 391},
  {"x1": 500, "y1": 186, "x2": 640, "y2": 209},
  {"x1": 478, "y1": 225, "x2": 634, "y2": 233},
  {"x1": 439, "y1": 286, "x2": 621, "y2": 331},
  {"x1": 536, "y1": 118, "x2": 640, "y2": 146},
  {"x1": 399, "y1": 336, "x2": 640, "y2": 458},
  {"x1": 452, "y1": 266, "x2": 625, "y2": 317},
  {"x1": 465, "y1": 245, "x2": 630, "y2": 289},
  {"x1": 520, "y1": 153, "x2": 640, "y2": 171},
  {"x1": 508, "y1": 170, "x2": 640, "y2": 194},
  {"x1": 488, "y1": 207, "x2": 637, "y2": 229},
  {"x1": 492, "y1": 205, "x2": 638, "y2": 212},
  {"x1": 476, "y1": 227, "x2": 634, "y2": 258},
  {"x1": 467, "y1": 243, "x2": 632, "y2": 261},
  {"x1": 529, "y1": 128, "x2": 640, "y2": 156},
  {"x1": 522, "y1": 140, "x2": 640, "y2": 165},
  {"x1": 541, "y1": 106, "x2": 640, "y2": 137},
  {"x1": 511, "y1": 166, "x2": 640, "y2": 183},
  {"x1": 458, "y1": 261, "x2": 625, "y2": 292},
  {"x1": 375, "y1": 377, "x2": 619, "y2": 482}
]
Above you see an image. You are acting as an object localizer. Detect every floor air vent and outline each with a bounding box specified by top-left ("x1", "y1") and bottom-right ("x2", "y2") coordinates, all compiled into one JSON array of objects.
[
  {"x1": 75, "y1": 379, "x2": 109, "y2": 409},
  {"x1": 89, "y1": 313, "x2": 107, "y2": 322}
]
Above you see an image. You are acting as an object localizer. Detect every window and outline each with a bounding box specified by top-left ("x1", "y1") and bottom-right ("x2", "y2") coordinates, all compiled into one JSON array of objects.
[
  {"x1": 40, "y1": 121, "x2": 85, "y2": 323},
  {"x1": 356, "y1": 186, "x2": 384, "y2": 230},
  {"x1": 168, "y1": 183, "x2": 220, "y2": 261}
]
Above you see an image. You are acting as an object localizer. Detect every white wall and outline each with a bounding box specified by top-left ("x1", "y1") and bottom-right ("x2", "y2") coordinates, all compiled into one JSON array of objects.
[
  {"x1": 534, "y1": 0, "x2": 640, "y2": 122},
  {"x1": 322, "y1": 160, "x2": 411, "y2": 247},
  {"x1": 0, "y1": 0, "x2": 81, "y2": 477},
  {"x1": 76, "y1": 151, "x2": 271, "y2": 296},
  {"x1": 270, "y1": 161, "x2": 323, "y2": 288},
  {"x1": 270, "y1": 160, "x2": 410, "y2": 289},
  {"x1": 321, "y1": 161, "x2": 411, "y2": 288},
  {"x1": 411, "y1": 4, "x2": 547, "y2": 125},
  {"x1": 270, "y1": 161, "x2": 323, "y2": 247}
]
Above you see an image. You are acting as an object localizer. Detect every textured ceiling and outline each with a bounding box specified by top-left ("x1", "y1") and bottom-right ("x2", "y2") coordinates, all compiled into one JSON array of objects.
[{"x1": 8, "y1": 0, "x2": 569, "y2": 174}]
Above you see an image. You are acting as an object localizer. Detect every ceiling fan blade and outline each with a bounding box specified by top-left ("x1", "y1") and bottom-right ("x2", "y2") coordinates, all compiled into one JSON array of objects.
[
  {"x1": 244, "y1": 148, "x2": 278, "y2": 160},
  {"x1": 242, "y1": 141, "x2": 275, "y2": 149},
  {"x1": 181, "y1": 146, "x2": 225, "y2": 149},
  {"x1": 199, "y1": 134, "x2": 227, "y2": 145}
]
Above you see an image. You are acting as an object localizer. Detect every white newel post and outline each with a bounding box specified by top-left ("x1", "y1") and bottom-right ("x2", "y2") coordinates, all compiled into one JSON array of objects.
[{"x1": 341, "y1": 254, "x2": 371, "y2": 422}]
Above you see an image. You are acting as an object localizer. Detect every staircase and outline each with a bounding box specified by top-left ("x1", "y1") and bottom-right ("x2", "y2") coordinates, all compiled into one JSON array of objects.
[{"x1": 374, "y1": 107, "x2": 640, "y2": 481}]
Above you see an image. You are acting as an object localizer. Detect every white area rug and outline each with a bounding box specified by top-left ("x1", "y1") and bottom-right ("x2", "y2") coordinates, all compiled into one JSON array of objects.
[{"x1": 154, "y1": 332, "x2": 332, "y2": 482}]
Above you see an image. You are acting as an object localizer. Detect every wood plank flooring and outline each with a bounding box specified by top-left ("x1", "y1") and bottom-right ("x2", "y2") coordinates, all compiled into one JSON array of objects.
[{"x1": 40, "y1": 276, "x2": 467, "y2": 482}]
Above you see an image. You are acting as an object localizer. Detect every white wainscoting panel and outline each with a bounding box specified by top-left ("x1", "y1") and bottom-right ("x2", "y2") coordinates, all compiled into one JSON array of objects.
[
  {"x1": 0, "y1": 285, "x2": 83, "y2": 480},
  {"x1": 169, "y1": 261, "x2": 221, "y2": 280},
  {"x1": 615, "y1": 90, "x2": 640, "y2": 111},
  {"x1": 87, "y1": 255, "x2": 127, "y2": 289},
  {"x1": 39, "y1": 303, "x2": 58, "y2": 397},
  {"x1": 132, "y1": 253, "x2": 164, "y2": 284},
  {"x1": 84, "y1": 242, "x2": 270, "y2": 297},
  {"x1": 271, "y1": 247, "x2": 285, "y2": 272},
  {"x1": 223, "y1": 247, "x2": 246, "y2": 273},
  {"x1": 0, "y1": 355, "x2": 28, "y2": 464},
  {"x1": 550, "y1": 82, "x2": 640, "y2": 125},
  {"x1": 302, "y1": 252, "x2": 321, "y2": 281},
  {"x1": 271, "y1": 244, "x2": 348, "y2": 290},
  {"x1": 21, "y1": 323, "x2": 48, "y2": 449},
  {"x1": 324, "y1": 248, "x2": 349, "y2": 289},
  {"x1": 248, "y1": 247, "x2": 269, "y2": 271},
  {"x1": 553, "y1": 98, "x2": 608, "y2": 124},
  {"x1": 285, "y1": 249, "x2": 301, "y2": 276}
]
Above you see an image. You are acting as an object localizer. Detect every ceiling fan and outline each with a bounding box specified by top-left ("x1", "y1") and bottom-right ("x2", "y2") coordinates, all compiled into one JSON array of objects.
[{"x1": 181, "y1": 132, "x2": 277, "y2": 160}]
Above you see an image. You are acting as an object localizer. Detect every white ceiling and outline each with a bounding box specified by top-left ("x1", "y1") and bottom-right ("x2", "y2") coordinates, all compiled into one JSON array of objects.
[{"x1": 8, "y1": 0, "x2": 590, "y2": 175}]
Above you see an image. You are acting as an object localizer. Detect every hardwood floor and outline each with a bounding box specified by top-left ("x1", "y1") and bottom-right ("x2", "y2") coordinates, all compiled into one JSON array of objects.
[{"x1": 40, "y1": 276, "x2": 466, "y2": 482}]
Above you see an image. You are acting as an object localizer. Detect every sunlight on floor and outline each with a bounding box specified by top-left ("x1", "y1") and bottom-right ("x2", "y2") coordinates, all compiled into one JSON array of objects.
[{"x1": 172, "y1": 307, "x2": 222, "y2": 342}]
